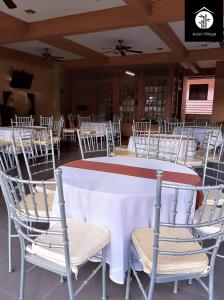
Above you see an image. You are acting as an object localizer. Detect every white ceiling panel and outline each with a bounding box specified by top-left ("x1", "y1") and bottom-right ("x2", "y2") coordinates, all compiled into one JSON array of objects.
[
  {"x1": 169, "y1": 21, "x2": 220, "y2": 50},
  {"x1": 5, "y1": 40, "x2": 83, "y2": 60},
  {"x1": 0, "y1": 0, "x2": 126, "y2": 22},
  {"x1": 197, "y1": 60, "x2": 217, "y2": 68},
  {"x1": 65, "y1": 26, "x2": 171, "y2": 56}
]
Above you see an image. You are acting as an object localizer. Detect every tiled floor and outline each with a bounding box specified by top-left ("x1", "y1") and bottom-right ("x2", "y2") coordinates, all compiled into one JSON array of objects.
[{"x1": 0, "y1": 142, "x2": 223, "y2": 300}]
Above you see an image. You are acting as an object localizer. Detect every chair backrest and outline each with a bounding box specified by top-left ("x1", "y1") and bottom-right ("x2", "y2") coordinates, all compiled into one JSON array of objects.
[
  {"x1": 67, "y1": 113, "x2": 75, "y2": 128},
  {"x1": 105, "y1": 123, "x2": 116, "y2": 157},
  {"x1": 0, "y1": 168, "x2": 72, "y2": 275},
  {"x1": 77, "y1": 129, "x2": 107, "y2": 159},
  {"x1": 14, "y1": 129, "x2": 55, "y2": 180},
  {"x1": 150, "y1": 170, "x2": 224, "y2": 279},
  {"x1": 164, "y1": 121, "x2": 184, "y2": 134},
  {"x1": 110, "y1": 120, "x2": 122, "y2": 146},
  {"x1": 40, "y1": 115, "x2": 53, "y2": 128},
  {"x1": 157, "y1": 133, "x2": 183, "y2": 163},
  {"x1": 132, "y1": 127, "x2": 150, "y2": 158},
  {"x1": 0, "y1": 143, "x2": 21, "y2": 176},
  {"x1": 12, "y1": 115, "x2": 34, "y2": 127},
  {"x1": 52, "y1": 119, "x2": 63, "y2": 137},
  {"x1": 77, "y1": 115, "x2": 91, "y2": 128},
  {"x1": 133, "y1": 120, "x2": 151, "y2": 132},
  {"x1": 202, "y1": 133, "x2": 224, "y2": 186}
]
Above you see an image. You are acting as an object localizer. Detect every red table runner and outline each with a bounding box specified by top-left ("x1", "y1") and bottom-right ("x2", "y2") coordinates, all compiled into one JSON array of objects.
[{"x1": 65, "y1": 160, "x2": 202, "y2": 208}]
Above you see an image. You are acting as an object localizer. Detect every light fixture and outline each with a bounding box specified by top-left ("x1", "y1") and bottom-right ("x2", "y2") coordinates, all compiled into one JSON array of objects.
[
  {"x1": 25, "y1": 9, "x2": 36, "y2": 14},
  {"x1": 125, "y1": 70, "x2": 135, "y2": 77}
]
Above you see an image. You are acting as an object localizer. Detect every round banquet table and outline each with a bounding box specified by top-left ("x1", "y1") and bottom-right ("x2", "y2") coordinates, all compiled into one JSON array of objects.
[{"x1": 52, "y1": 156, "x2": 199, "y2": 284}]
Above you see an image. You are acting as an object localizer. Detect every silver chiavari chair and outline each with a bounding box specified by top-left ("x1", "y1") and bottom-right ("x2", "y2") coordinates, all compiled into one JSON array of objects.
[
  {"x1": 77, "y1": 129, "x2": 107, "y2": 159},
  {"x1": 201, "y1": 134, "x2": 224, "y2": 206},
  {"x1": 40, "y1": 115, "x2": 53, "y2": 128},
  {"x1": 176, "y1": 128, "x2": 203, "y2": 168},
  {"x1": 110, "y1": 120, "x2": 122, "y2": 147},
  {"x1": 16, "y1": 129, "x2": 56, "y2": 194},
  {"x1": 132, "y1": 127, "x2": 150, "y2": 158},
  {"x1": 63, "y1": 114, "x2": 77, "y2": 142},
  {"x1": 105, "y1": 124, "x2": 135, "y2": 158},
  {"x1": 164, "y1": 121, "x2": 184, "y2": 134},
  {"x1": 11, "y1": 115, "x2": 34, "y2": 128},
  {"x1": 0, "y1": 168, "x2": 110, "y2": 300},
  {"x1": 133, "y1": 120, "x2": 151, "y2": 132},
  {"x1": 51, "y1": 119, "x2": 63, "y2": 158},
  {"x1": 77, "y1": 115, "x2": 91, "y2": 128},
  {"x1": 0, "y1": 142, "x2": 23, "y2": 272},
  {"x1": 157, "y1": 133, "x2": 183, "y2": 163},
  {"x1": 125, "y1": 170, "x2": 224, "y2": 300}
]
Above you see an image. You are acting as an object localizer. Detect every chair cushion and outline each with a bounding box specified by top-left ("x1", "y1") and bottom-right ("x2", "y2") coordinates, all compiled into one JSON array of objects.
[
  {"x1": 35, "y1": 178, "x2": 56, "y2": 194},
  {"x1": 115, "y1": 145, "x2": 128, "y2": 151},
  {"x1": 63, "y1": 128, "x2": 77, "y2": 133},
  {"x1": 193, "y1": 205, "x2": 223, "y2": 235},
  {"x1": 111, "y1": 150, "x2": 136, "y2": 157},
  {"x1": 177, "y1": 157, "x2": 203, "y2": 168},
  {"x1": 19, "y1": 192, "x2": 54, "y2": 217},
  {"x1": 132, "y1": 227, "x2": 208, "y2": 275},
  {"x1": 205, "y1": 190, "x2": 224, "y2": 206},
  {"x1": 0, "y1": 140, "x2": 12, "y2": 146},
  {"x1": 26, "y1": 219, "x2": 110, "y2": 274},
  {"x1": 80, "y1": 130, "x2": 96, "y2": 135}
]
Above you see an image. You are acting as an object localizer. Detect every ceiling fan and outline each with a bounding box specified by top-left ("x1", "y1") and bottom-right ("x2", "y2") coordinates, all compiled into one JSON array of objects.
[
  {"x1": 102, "y1": 40, "x2": 143, "y2": 56},
  {"x1": 2, "y1": 0, "x2": 17, "y2": 9},
  {"x1": 41, "y1": 48, "x2": 64, "y2": 62}
]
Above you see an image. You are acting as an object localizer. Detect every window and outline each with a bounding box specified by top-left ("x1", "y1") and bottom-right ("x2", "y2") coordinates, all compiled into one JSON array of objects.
[{"x1": 189, "y1": 84, "x2": 208, "y2": 100}]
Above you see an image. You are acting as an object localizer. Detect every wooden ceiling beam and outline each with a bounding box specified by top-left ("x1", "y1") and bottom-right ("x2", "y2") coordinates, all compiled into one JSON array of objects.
[
  {"x1": 59, "y1": 52, "x2": 180, "y2": 69},
  {"x1": 39, "y1": 36, "x2": 108, "y2": 61},
  {"x1": 180, "y1": 62, "x2": 200, "y2": 74},
  {"x1": 0, "y1": 1, "x2": 184, "y2": 45},
  {"x1": 0, "y1": 46, "x2": 51, "y2": 68},
  {"x1": 149, "y1": 23, "x2": 186, "y2": 58},
  {"x1": 59, "y1": 48, "x2": 223, "y2": 69},
  {"x1": 0, "y1": 11, "x2": 28, "y2": 35},
  {"x1": 123, "y1": 0, "x2": 154, "y2": 17}
]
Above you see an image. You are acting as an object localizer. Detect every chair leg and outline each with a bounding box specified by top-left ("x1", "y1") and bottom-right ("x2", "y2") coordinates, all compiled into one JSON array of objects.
[
  {"x1": 125, "y1": 259, "x2": 132, "y2": 300},
  {"x1": 102, "y1": 248, "x2": 107, "y2": 300},
  {"x1": 208, "y1": 270, "x2": 214, "y2": 300},
  {"x1": 173, "y1": 281, "x2": 178, "y2": 294},
  {"x1": 8, "y1": 216, "x2": 13, "y2": 272},
  {"x1": 19, "y1": 253, "x2": 25, "y2": 300},
  {"x1": 147, "y1": 276, "x2": 156, "y2": 300},
  {"x1": 67, "y1": 273, "x2": 74, "y2": 300}
]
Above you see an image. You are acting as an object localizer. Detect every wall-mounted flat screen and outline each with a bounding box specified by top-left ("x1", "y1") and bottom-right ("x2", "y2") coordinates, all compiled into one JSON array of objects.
[{"x1": 10, "y1": 70, "x2": 33, "y2": 89}]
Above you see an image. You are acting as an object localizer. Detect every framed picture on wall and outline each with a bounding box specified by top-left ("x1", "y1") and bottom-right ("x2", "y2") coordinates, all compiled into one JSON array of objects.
[{"x1": 26, "y1": 93, "x2": 35, "y2": 115}]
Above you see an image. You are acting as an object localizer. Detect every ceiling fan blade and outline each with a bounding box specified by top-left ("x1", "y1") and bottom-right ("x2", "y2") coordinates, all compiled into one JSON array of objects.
[
  {"x1": 103, "y1": 50, "x2": 115, "y2": 54},
  {"x1": 125, "y1": 49, "x2": 143, "y2": 54},
  {"x1": 3, "y1": 0, "x2": 17, "y2": 9},
  {"x1": 53, "y1": 56, "x2": 64, "y2": 59}
]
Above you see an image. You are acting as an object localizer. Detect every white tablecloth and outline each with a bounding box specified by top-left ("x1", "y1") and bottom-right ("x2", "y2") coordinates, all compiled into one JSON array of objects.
[
  {"x1": 0, "y1": 126, "x2": 45, "y2": 142},
  {"x1": 52, "y1": 157, "x2": 197, "y2": 284},
  {"x1": 80, "y1": 122, "x2": 106, "y2": 135},
  {"x1": 173, "y1": 126, "x2": 223, "y2": 147},
  {"x1": 128, "y1": 134, "x2": 196, "y2": 158}
]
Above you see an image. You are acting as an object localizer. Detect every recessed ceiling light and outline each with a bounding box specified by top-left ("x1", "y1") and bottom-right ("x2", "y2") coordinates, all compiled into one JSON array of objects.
[
  {"x1": 25, "y1": 9, "x2": 36, "y2": 15},
  {"x1": 157, "y1": 47, "x2": 164, "y2": 51}
]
